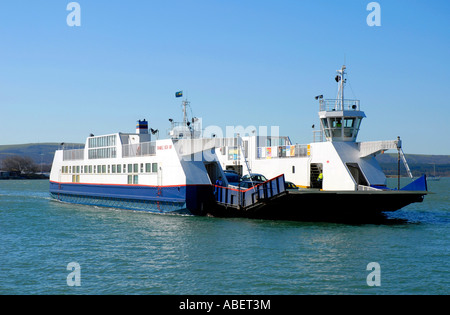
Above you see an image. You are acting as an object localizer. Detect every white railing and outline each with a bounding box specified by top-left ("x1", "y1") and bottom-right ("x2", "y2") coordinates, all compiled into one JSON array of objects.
[
  {"x1": 63, "y1": 149, "x2": 85, "y2": 161},
  {"x1": 122, "y1": 142, "x2": 156, "y2": 158},
  {"x1": 257, "y1": 144, "x2": 309, "y2": 159},
  {"x1": 358, "y1": 185, "x2": 382, "y2": 191},
  {"x1": 319, "y1": 99, "x2": 360, "y2": 111},
  {"x1": 359, "y1": 140, "x2": 400, "y2": 158},
  {"x1": 313, "y1": 130, "x2": 324, "y2": 143}
]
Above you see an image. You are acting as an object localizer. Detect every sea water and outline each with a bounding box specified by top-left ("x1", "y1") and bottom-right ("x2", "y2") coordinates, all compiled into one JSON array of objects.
[{"x1": 0, "y1": 179, "x2": 448, "y2": 295}]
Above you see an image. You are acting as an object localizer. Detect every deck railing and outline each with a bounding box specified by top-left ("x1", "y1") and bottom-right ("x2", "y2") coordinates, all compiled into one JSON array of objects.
[
  {"x1": 256, "y1": 144, "x2": 309, "y2": 159},
  {"x1": 319, "y1": 99, "x2": 360, "y2": 112},
  {"x1": 63, "y1": 149, "x2": 85, "y2": 161},
  {"x1": 122, "y1": 142, "x2": 156, "y2": 158}
]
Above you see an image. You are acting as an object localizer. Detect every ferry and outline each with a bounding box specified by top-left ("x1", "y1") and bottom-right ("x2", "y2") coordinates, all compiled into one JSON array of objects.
[
  {"x1": 49, "y1": 66, "x2": 428, "y2": 220},
  {"x1": 49, "y1": 117, "x2": 223, "y2": 216}
]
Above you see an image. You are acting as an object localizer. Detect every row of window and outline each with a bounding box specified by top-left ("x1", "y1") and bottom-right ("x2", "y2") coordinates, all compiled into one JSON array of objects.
[
  {"x1": 88, "y1": 135, "x2": 116, "y2": 148},
  {"x1": 62, "y1": 163, "x2": 159, "y2": 175},
  {"x1": 321, "y1": 117, "x2": 362, "y2": 139},
  {"x1": 88, "y1": 148, "x2": 117, "y2": 160},
  {"x1": 71, "y1": 174, "x2": 140, "y2": 185}
]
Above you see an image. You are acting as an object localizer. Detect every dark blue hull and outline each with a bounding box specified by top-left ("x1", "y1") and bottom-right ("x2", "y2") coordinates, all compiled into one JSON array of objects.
[{"x1": 49, "y1": 181, "x2": 215, "y2": 215}]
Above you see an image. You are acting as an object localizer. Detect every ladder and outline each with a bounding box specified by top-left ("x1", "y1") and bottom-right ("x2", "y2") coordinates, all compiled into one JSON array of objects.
[
  {"x1": 310, "y1": 164, "x2": 322, "y2": 188},
  {"x1": 399, "y1": 148, "x2": 413, "y2": 178},
  {"x1": 237, "y1": 135, "x2": 254, "y2": 186}
]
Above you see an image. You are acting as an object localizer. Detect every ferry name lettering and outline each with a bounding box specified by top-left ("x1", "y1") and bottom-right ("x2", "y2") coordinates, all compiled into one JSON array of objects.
[{"x1": 157, "y1": 145, "x2": 173, "y2": 151}]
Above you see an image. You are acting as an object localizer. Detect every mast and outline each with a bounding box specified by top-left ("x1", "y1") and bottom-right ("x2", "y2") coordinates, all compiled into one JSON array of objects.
[
  {"x1": 182, "y1": 99, "x2": 189, "y2": 126},
  {"x1": 341, "y1": 65, "x2": 345, "y2": 109},
  {"x1": 318, "y1": 65, "x2": 366, "y2": 142},
  {"x1": 336, "y1": 65, "x2": 346, "y2": 110}
]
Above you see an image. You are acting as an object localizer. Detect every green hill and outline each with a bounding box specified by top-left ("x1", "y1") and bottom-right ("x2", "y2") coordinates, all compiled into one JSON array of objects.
[
  {"x1": 0, "y1": 143, "x2": 83, "y2": 166},
  {"x1": 376, "y1": 153, "x2": 450, "y2": 177}
]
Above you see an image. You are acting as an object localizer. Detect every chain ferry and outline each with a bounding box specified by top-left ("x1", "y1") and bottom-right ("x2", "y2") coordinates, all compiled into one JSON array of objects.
[{"x1": 49, "y1": 66, "x2": 428, "y2": 220}]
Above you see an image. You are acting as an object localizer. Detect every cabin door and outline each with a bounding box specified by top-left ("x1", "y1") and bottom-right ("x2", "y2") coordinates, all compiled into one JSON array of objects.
[
  {"x1": 310, "y1": 163, "x2": 323, "y2": 189},
  {"x1": 346, "y1": 163, "x2": 368, "y2": 186},
  {"x1": 204, "y1": 162, "x2": 220, "y2": 185}
]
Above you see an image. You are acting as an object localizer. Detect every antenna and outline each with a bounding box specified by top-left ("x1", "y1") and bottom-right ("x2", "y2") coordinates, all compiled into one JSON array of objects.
[
  {"x1": 182, "y1": 99, "x2": 190, "y2": 126},
  {"x1": 335, "y1": 65, "x2": 346, "y2": 110}
]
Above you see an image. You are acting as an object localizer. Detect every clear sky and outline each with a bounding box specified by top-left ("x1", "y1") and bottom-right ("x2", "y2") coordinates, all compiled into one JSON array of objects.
[{"x1": 0, "y1": 0, "x2": 449, "y2": 154}]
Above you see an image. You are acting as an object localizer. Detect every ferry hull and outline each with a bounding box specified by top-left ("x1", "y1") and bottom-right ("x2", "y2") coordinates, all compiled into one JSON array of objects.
[
  {"x1": 49, "y1": 181, "x2": 215, "y2": 215},
  {"x1": 208, "y1": 190, "x2": 427, "y2": 222}
]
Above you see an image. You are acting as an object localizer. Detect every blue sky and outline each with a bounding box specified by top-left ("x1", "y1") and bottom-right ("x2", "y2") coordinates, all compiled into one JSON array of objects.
[{"x1": 0, "y1": 0, "x2": 449, "y2": 154}]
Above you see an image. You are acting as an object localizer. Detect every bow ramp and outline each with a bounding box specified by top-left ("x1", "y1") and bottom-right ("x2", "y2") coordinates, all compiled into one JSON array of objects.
[{"x1": 214, "y1": 175, "x2": 287, "y2": 212}]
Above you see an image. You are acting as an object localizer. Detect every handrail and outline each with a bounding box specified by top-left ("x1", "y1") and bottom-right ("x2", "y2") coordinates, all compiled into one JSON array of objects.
[
  {"x1": 122, "y1": 142, "x2": 156, "y2": 158},
  {"x1": 63, "y1": 149, "x2": 85, "y2": 161},
  {"x1": 256, "y1": 144, "x2": 309, "y2": 159},
  {"x1": 319, "y1": 99, "x2": 360, "y2": 112}
]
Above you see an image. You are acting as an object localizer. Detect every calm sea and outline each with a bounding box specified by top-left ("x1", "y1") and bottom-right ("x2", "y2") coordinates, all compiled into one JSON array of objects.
[{"x1": 0, "y1": 179, "x2": 448, "y2": 295}]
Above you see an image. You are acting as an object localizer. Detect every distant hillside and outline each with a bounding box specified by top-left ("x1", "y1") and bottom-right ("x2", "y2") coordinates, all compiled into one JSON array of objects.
[
  {"x1": 0, "y1": 143, "x2": 449, "y2": 177},
  {"x1": 376, "y1": 153, "x2": 450, "y2": 177},
  {"x1": 0, "y1": 143, "x2": 83, "y2": 166}
]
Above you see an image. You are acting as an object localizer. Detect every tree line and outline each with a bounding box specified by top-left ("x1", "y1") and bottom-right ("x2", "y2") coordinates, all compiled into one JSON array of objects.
[{"x1": 1, "y1": 155, "x2": 51, "y2": 174}]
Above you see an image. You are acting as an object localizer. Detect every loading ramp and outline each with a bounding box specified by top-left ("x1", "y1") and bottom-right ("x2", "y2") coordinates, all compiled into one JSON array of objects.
[{"x1": 214, "y1": 174, "x2": 287, "y2": 212}]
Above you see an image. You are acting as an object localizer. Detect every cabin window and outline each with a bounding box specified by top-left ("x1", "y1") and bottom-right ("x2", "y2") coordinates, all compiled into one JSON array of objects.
[
  {"x1": 133, "y1": 164, "x2": 138, "y2": 173},
  {"x1": 292, "y1": 166, "x2": 295, "y2": 174},
  {"x1": 343, "y1": 118, "x2": 354, "y2": 137},
  {"x1": 344, "y1": 118, "x2": 354, "y2": 128},
  {"x1": 133, "y1": 175, "x2": 139, "y2": 185},
  {"x1": 108, "y1": 165, "x2": 111, "y2": 173},
  {"x1": 102, "y1": 165, "x2": 106, "y2": 173},
  {"x1": 127, "y1": 175, "x2": 132, "y2": 184},
  {"x1": 128, "y1": 164, "x2": 132, "y2": 173},
  {"x1": 152, "y1": 163, "x2": 158, "y2": 173},
  {"x1": 140, "y1": 163, "x2": 144, "y2": 173},
  {"x1": 145, "y1": 163, "x2": 151, "y2": 173},
  {"x1": 89, "y1": 165, "x2": 92, "y2": 173},
  {"x1": 112, "y1": 165, "x2": 116, "y2": 173},
  {"x1": 117, "y1": 164, "x2": 121, "y2": 173},
  {"x1": 331, "y1": 118, "x2": 342, "y2": 128}
]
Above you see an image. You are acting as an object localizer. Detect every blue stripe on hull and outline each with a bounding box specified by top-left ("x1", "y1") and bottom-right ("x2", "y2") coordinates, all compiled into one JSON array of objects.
[
  {"x1": 50, "y1": 192, "x2": 188, "y2": 214},
  {"x1": 49, "y1": 182, "x2": 189, "y2": 214}
]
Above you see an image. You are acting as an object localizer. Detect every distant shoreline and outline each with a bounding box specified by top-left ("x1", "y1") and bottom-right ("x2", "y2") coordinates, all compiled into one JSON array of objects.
[{"x1": 0, "y1": 174, "x2": 49, "y2": 180}]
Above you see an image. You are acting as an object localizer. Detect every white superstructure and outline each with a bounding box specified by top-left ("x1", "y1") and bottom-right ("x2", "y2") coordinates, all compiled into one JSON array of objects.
[{"x1": 214, "y1": 65, "x2": 411, "y2": 192}]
